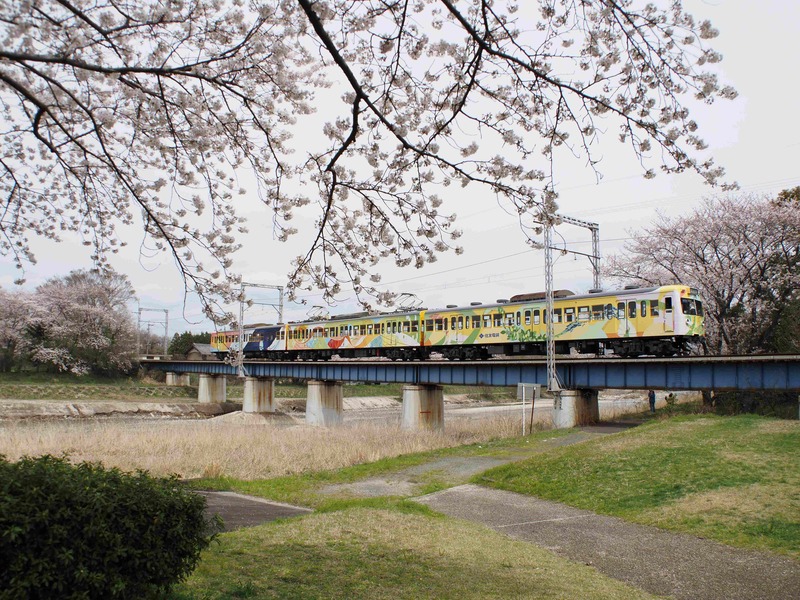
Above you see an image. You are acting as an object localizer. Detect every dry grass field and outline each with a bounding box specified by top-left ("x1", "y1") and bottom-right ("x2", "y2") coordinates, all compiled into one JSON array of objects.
[{"x1": 0, "y1": 415, "x2": 521, "y2": 480}]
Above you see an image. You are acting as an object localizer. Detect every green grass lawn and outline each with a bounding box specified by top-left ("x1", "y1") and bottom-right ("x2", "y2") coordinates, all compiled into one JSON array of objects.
[
  {"x1": 170, "y1": 508, "x2": 657, "y2": 600},
  {"x1": 0, "y1": 372, "x2": 516, "y2": 403},
  {"x1": 475, "y1": 414, "x2": 800, "y2": 558}
]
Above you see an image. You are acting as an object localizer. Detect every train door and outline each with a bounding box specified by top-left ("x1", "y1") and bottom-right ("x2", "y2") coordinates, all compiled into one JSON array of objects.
[
  {"x1": 617, "y1": 301, "x2": 629, "y2": 336},
  {"x1": 664, "y1": 295, "x2": 675, "y2": 333},
  {"x1": 627, "y1": 300, "x2": 638, "y2": 336}
]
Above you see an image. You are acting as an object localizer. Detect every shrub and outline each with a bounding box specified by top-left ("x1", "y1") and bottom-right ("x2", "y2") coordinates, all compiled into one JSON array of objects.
[
  {"x1": 712, "y1": 390, "x2": 799, "y2": 419},
  {"x1": 0, "y1": 455, "x2": 221, "y2": 599}
]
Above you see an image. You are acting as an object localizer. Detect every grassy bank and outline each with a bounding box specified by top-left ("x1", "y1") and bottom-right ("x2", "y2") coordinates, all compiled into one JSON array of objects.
[
  {"x1": 475, "y1": 415, "x2": 800, "y2": 558},
  {"x1": 3, "y1": 405, "x2": 796, "y2": 595},
  {"x1": 195, "y1": 428, "x2": 572, "y2": 509},
  {"x1": 171, "y1": 508, "x2": 656, "y2": 600},
  {"x1": 0, "y1": 373, "x2": 515, "y2": 402}
]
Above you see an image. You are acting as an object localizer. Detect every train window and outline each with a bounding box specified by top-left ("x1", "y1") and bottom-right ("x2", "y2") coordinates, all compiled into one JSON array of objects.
[
  {"x1": 403, "y1": 322, "x2": 411, "y2": 333},
  {"x1": 451, "y1": 317, "x2": 457, "y2": 330},
  {"x1": 506, "y1": 314, "x2": 514, "y2": 326},
  {"x1": 650, "y1": 300, "x2": 659, "y2": 316},
  {"x1": 553, "y1": 308, "x2": 562, "y2": 323},
  {"x1": 665, "y1": 297, "x2": 673, "y2": 311},
  {"x1": 578, "y1": 306, "x2": 590, "y2": 321},
  {"x1": 484, "y1": 314, "x2": 491, "y2": 328},
  {"x1": 591, "y1": 305, "x2": 603, "y2": 320},
  {"x1": 367, "y1": 324, "x2": 373, "y2": 335},
  {"x1": 604, "y1": 304, "x2": 614, "y2": 319},
  {"x1": 533, "y1": 310, "x2": 540, "y2": 325},
  {"x1": 696, "y1": 301, "x2": 704, "y2": 316},
  {"x1": 543, "y1": 310, "x2": 548, "y2": 323},
  {"x1": 565, "y1": 308, "x2": 574, "y2": 323},
  {"x1": 411, "y1": 320, "x2": 418, "y2": 332},
  {"x1": 628, "y1": 301, "x2": 636, "y2": 319},
  {"x1": 324, "y1": 328, "x2": 329, "y2": 336},
  {"x1": 426, "y1": 319, "x2": 434, "y2": 331},
  {"x1": 525, "y1": 310, "x2": 531, "y2": 325},
  {"x1": 472, "y1": 315, "x2": 481, "y2": 328},
  {"x1": 640, "y1": 301, "x2": 647, "y2": 317},
  {"x1": 435, "y1": 319, "x2": 444, "y2": 331},
  {"x1": 358, "y1": 325, "x2": 365, "y2": 335},
  {"x1": 681, "y1": 298, "x2": 697, "y2": 315},
  {"x1": 493, "y1": 314, "x2": 502, "y2": 327},
  {"x1": 617, "y1": 302, "x2": 625, "y2": 319},
  {"x1": 457, "y1": 316, "x2": 463, "y2": 330},
  {"x1": 516, "y1": 312, "x2": 521, "y2": 326}
]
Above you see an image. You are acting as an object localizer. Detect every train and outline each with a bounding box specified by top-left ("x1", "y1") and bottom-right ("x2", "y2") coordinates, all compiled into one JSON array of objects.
[{"x1": 210, "y1": 284, "x2": 704, "y2": 361}]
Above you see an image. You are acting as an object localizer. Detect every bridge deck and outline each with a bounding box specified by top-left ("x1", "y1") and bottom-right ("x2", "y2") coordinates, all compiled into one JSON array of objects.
[{"x1": 143, "y1": 355, "x2": 800, "y2": 391}]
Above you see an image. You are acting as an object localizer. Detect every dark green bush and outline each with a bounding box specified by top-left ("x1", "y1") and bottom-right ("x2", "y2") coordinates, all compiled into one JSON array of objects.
[
  {"x1": 712, "y1": 390, "x2": 799, "y2": 419},
  {"x1": 0, "y1": 455, "x2": 221, "y2": 599}
]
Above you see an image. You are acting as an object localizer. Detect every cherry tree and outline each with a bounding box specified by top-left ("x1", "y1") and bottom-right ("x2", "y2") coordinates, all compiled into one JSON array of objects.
[
  {"x1": 0, "y1": 0, "x2": 737, "y2": 320},
  {"x1": 0, "y1": 287, "x2": 33, "y2": 372},
  {"x1": 25, "y1": 270, "x2": 138, "y2": 374},
  {"x1": 603, "y1": 193, "x2": 800, "y2": 354}
]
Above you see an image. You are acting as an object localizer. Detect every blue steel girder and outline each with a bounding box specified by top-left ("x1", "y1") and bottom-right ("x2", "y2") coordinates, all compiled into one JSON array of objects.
[{"x1": 142, "y1": 355, "x2": 800, "y2": 391}]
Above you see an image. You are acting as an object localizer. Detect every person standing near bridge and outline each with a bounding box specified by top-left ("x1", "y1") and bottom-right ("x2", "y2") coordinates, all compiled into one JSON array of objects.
[{"x1": 648, "y1": 390, "x2": 656, "y2": 413}]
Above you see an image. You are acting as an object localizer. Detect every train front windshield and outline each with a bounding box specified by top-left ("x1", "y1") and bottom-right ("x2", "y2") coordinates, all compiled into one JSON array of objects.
[{"x1": 680, "y1": 298, "x2": 703, "y2": 316}]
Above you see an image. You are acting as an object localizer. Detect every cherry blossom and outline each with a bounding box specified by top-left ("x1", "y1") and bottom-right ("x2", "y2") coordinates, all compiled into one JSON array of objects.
[
  {"x1": 0, "y1": 1, "x2": 737, "y2": 320},
  {"x1": 603, "y1": 192, "x2": 800, "y2": 354}
]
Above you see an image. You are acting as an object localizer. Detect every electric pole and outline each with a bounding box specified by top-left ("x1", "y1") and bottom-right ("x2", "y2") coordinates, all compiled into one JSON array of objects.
[
  {"x1": 235, "y1": 283, "x2": 284, "y2": 377},
  {"x1": 137, "y1": 307, "x2": 169, "y2": 356}
]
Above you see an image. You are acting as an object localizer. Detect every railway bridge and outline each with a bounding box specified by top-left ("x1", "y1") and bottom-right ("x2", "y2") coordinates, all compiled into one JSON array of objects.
[{"x1": 143, "y1": 354, "x2": 800, "y2": 430}]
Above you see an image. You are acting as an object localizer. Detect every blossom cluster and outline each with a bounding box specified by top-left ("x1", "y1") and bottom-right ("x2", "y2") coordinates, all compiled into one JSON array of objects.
[{"x1": 0, "y1": 1, "x2": 736, "y2": 318}]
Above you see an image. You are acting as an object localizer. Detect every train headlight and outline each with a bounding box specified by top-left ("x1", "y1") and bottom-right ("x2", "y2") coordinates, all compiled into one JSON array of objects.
[{"x1": 685, "y1": 317, "x2": 691, "y2": 326}]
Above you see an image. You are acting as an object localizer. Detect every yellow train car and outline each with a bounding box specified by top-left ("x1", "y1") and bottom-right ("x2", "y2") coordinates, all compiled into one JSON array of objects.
[
  {"x1": 237, "y1": 284, "x2": 703, "y2": 360},
  {"x1": 281, "y1": 310, "x2": 423, "y2": 360},
  {"x1": 421, "y1": 285, "x2": 703, "y2": 358}
]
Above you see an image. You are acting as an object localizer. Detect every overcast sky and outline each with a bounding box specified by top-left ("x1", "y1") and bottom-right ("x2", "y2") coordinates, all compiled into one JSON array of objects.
[{"x1": 2, "y1": 0, "x2": 799, "y2": 336}]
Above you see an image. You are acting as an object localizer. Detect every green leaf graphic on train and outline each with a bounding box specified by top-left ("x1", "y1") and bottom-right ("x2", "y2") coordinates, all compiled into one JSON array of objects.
[{"x1": 501, "y1": 326, "x2": 546, "y2": 342}]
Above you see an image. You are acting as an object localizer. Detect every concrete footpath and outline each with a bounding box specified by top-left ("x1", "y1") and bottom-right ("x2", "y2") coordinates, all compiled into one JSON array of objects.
[
  {"x1": 416, "y1": 484, "x2": 800, "y2": 600},
  {"x1": 197, "y1": 491, "x2": 311, "y2": 532}
]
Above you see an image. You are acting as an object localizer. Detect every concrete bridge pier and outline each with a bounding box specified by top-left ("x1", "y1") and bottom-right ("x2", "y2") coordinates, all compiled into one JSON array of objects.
[
  {"x1": 306, "y1": 380, "x2": 343, "y2": 426},
  {"x1": 402, "y1": 384, "x2": 444, "y2": 430},
  {"x1": 243, "y1": 377, "x2": 276, "y2": 413},
  {"x1": 552, "y1": 389, "x2": 599, "y2": 429},
  {"x1": 198, "y1": 374, "x2": 227, "y2": 404},
  {"x1": 165, "y1": 372, "x2": 191, "y2": 386}
]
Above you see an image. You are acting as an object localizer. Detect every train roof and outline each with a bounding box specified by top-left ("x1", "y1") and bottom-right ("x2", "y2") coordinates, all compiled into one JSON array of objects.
[
  {"x1": 286, "y1": 307, "x2": 424, "y2": 326},
  {"x1": 425, "y1": 284, "x2": 696, "y2": 313},
  {"x1": 262, "y1": 284, "x2": 699, "y2": 327}
]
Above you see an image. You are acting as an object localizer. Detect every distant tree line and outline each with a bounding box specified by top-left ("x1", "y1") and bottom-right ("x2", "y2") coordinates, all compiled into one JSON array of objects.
[
  {"x1": 0, "y1": 269, "x2": 138, "y2": 375},
  {"x1": 168, "y1": 331, "x2": 212, "y2": 357}
]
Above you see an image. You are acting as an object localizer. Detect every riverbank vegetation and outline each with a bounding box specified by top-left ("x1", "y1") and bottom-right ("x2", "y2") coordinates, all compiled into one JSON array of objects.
[{"x1": 476, "y1": 415, "x2": 800, "y2": 558}]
